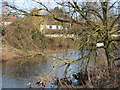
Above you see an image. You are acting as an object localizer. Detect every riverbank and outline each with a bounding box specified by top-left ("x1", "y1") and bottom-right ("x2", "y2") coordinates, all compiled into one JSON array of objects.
[
  {"x1": 1, "y1": 36, "x2": 80, "y2": 62},
  {"x1": 1, "y1": 44, "x2": 77, "y2": 62},
  {"x1": 1, "y1": 48, "x2": 73, "y2": 61},
  {"x1": 1, "y1": 45, "x2": 22, "y2": 62}
]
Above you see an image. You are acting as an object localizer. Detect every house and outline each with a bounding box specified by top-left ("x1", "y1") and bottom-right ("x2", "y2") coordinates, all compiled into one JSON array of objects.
[
  {"x1": 0, "y1": 21, "x2": 12, "y2": 26},
  {"x1": 40, "y1": 24, "x2": 68, "y2": 30},
  {"x1": 0, "y1": 15, "x2": 19, "y2": 26},
  {"x1": 40, "y1": 18, "x2": 69, "y2": 32}
]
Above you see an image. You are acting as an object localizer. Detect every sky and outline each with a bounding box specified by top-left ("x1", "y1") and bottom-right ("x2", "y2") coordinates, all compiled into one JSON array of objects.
[
  {"x1": 2, "y1": 0, "x2": 118, "y2": 9},
  {"x1": 2, "y1": 0, "x2": 58, "y2": 10},
  {"x1": 0, "y1": 0, "x2": 59, "y2": 16},
  {"x1": 0, "y1": 0, "x2": 119, "y2": 16}
]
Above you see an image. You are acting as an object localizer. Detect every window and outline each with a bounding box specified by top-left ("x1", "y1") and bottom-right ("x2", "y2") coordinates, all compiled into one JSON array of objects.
[
  {"x1": 49, "y1": 26, "x2": 52, "y2": 29},
  {"x1": 56, "y1": 25, "x2": 58, "y2": 29}
]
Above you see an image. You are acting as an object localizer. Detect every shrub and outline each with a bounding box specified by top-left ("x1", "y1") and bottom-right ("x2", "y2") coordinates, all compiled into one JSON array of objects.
[{"x1": 4, "y1": 17, "x2": 45, "y2": 51}]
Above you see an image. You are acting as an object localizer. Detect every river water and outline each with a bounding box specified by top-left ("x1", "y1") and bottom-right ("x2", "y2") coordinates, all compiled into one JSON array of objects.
[{"x1": 1, "y1": 50, "x2": 89, "y2": 88}]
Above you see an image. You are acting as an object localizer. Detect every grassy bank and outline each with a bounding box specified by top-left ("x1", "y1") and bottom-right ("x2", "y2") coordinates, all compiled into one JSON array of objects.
[{"x1": 2, "y1": 36, "x2": 79, "y2": 61}]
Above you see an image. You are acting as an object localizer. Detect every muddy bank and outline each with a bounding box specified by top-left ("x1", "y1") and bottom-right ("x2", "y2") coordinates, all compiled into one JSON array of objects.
[
  {"x1": 1, "y1": 45, "x2": 74, "y2": 62},
  {"x1": 1, "y1": 46, "x2": 23, "y2": 62}
]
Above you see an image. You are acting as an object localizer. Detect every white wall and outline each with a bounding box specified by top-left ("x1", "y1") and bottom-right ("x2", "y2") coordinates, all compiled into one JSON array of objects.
[
  {"x1": 40, "y1": 25, "x2": 65, "y2": 30},
  {"x1": 0, "y1": 22, "x2": 12, "y2": 26}
]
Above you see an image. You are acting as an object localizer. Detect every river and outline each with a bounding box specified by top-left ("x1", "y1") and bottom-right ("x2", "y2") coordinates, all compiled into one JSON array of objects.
[{"x1": 1, "y1": 50, "x2": 89, "y2": 88}]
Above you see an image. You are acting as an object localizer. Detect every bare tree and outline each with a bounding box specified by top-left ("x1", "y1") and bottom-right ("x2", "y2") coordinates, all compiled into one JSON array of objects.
[{"x1": 3, "y1": 0, "x2": 120, "y2": 73}]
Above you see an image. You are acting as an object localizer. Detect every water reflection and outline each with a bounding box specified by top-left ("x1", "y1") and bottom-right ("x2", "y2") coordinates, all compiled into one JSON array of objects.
[{"x1": 2, "y1": 50, "x2": 86, "y2": 88}]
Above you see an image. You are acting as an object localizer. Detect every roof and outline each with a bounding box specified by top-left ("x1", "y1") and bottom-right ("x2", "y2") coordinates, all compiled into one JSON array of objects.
[{"x1": 3, "y1": 16, "x2": 20, "y2": 22}]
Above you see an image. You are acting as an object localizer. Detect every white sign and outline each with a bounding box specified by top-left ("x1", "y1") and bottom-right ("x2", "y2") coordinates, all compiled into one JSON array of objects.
[{"x1": 96, "y1": 42, "x2": 104, "y2": 47}]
